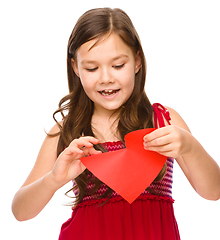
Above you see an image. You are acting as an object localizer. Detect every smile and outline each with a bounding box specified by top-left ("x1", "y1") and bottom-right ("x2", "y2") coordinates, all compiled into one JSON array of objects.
[{"x1": 99, "y1": 89, "x2": 120, "y2": 96}]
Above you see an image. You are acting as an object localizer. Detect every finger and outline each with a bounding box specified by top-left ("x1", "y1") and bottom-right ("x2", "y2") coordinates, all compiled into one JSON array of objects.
[
  {"x1": 79, "y1": 136, "x2": 100, "y2": 145},
  {"x1": 70, "y1": 137, "x2": 99, "y2": 149},
  {"x1": 143, "y1": 127, "x2": 170, "y2": 142},
  {"x1": 145, "y1": 144, "x2": 174, "y2": 158},
  {"x1": 144, "y1": 134, "x2": 172, "y2": 148},
  {"x1": 146, "y1": 142, "x2": 172, "y2": 153},
  {"x1": 64, "y1": 145, "x2": 84, "y2": 157},
  {"x1": 82, "y1": 147, "x2": 102, "y2": 157}
]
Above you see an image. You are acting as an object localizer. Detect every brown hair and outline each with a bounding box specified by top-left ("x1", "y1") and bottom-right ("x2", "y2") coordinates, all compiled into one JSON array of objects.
[{"x1": 52, "y1": 8, "x2": 167, "y2": 206}]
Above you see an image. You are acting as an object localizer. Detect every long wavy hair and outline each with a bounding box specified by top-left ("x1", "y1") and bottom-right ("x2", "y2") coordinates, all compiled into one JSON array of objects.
[{"x1": 51, "y1": 8, "x2": 167, "y2": 206}]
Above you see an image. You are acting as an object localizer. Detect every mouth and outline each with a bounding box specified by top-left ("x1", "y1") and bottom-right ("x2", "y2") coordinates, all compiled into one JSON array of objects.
[{"x1": 99, "y1": 89, "x2": 120, "y2": 96}]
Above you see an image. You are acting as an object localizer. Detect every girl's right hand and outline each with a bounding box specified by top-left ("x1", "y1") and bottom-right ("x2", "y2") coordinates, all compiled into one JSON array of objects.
[{"x1": 49, "y1": 136, "x2": 101, "y2": 188}]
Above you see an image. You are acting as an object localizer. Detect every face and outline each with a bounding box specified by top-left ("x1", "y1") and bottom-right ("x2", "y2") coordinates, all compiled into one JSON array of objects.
[{"x1": 72, "y1": 33, "x2": 141, "y2": 116}]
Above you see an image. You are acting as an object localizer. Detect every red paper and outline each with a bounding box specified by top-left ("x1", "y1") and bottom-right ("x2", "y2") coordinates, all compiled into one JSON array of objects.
[{"x1": 81, "y1": 128, "x2": 167, "y2": 204}]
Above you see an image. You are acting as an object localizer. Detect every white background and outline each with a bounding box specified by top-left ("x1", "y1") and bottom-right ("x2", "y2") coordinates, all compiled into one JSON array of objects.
[{"x1": 1, "y1": 0, "x2": 220, "y2": 239}]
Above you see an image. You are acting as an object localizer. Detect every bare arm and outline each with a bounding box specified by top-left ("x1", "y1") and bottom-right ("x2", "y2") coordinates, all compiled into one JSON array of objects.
[
  {"x1": 169, "y1": 108, "x2": 220, "y2": 200},
  {"x1": 12, "y1": 124, "x2": 101, "y2": 221},
  {"x1": 144, "y1": 107, "x2": 220, "y2": 200}
]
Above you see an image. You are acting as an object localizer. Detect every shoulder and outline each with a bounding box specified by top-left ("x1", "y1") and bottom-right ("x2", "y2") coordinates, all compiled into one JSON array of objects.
[
  {"x1": 21, "y1": 122, "x2": 63, "y2": 187},
  {"x1": 48, "y1": 121, "x2": 63, "y2": 135},
  {"x1": 152, "y1": 103, "x2": 190, "y2": 132},
  {"x1": 165, "y1": 106, "x2": 191, "y2": 132},
  {"x1": 42, "y1": 121, "x2": 63, "y2": 155}
]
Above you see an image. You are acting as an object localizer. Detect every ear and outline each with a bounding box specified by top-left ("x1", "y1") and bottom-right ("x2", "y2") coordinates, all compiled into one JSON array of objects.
[
  {"x1": 134, "y1": 51, "x2": 142, "y2": 74},
  {"x1": 71, "y1": 59, "x2": 80, "y2": 77}
]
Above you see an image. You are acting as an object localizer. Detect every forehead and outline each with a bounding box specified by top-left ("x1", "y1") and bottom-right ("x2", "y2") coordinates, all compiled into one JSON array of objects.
[{"x1": 76, "y1": 33, "x2": 134, "y2": 63}]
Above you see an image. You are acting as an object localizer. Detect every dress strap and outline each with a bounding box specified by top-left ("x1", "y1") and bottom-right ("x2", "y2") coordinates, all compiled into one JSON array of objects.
[{"x1": 152, "y1": 103, "x2": 171, "y2": 128}]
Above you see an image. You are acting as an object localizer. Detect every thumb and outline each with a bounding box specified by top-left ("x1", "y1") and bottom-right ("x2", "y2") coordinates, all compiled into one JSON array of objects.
[{"x1": 81, "y1": 147, "x2": 102, "y2": 157}]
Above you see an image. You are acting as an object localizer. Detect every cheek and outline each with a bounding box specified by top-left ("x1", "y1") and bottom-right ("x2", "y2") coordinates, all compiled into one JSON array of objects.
[
  {"x1": 80, "y1": 81, "x2": 93, "y2": 97},
  {"x1": 79, "y1": 77, "x2": 92, "y2": 97},
  {"x1": 79, "y1": 71, "x2": 94, "y2": 90},
  {"x1": 127, "y1": 79, "x2": 135, "y2": 97},
  {"x1": 121, "y1": 70, "x2": 135, "y2": 92},
  {"x1": 79, "y1": 76, "x2": 99, "y2": 103}
]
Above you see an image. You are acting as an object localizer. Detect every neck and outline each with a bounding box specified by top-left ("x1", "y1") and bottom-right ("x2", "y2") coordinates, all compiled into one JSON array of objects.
[
  {"x1": 91, "y1": 109, "x2": 121, "y2": 143},
  {"x1": 93, "y1": 106, "x2": 121, "y2": 120}
]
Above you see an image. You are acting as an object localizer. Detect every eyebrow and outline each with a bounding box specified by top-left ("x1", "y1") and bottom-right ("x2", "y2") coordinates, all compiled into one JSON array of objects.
[{"x1": 81, "y1": 54, "x2": 129, "y2": 64}]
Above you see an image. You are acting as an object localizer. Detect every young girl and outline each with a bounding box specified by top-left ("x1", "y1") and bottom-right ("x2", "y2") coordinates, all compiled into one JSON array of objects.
[{"x1": 12, "y1": 8, "x2": 220, "y2": 240}]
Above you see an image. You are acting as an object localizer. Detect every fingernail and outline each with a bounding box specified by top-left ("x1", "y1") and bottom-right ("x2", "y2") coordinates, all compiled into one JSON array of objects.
[{"x1": 143, "y1": 142, "x2": 148, "y2": 149}]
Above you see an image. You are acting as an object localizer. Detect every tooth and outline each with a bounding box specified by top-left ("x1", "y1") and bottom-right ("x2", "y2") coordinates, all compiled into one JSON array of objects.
[{"x1": 100, "y1": 89, "x2": 118, "y2": 96}]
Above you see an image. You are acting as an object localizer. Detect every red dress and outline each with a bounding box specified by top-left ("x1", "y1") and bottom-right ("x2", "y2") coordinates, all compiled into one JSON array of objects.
[{"x1": 59, "y1": 103, "x2": 181, "y2": 240}]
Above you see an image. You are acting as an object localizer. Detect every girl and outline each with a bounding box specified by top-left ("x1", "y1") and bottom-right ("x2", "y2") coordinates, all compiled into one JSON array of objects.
[{"x1": 12, "y1": 8, "x2": 220, "y2": 240}]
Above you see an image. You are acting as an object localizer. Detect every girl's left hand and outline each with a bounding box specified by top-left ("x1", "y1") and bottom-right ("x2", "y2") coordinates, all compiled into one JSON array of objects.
[{"x1": 143, "y1": 125, "x2": 194, "y2": 158}]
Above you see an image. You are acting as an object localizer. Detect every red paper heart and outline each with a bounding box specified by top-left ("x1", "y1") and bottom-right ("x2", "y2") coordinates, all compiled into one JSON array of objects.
[{"x1": 81, "y1": 128, "x2": 167, "y2": 203}]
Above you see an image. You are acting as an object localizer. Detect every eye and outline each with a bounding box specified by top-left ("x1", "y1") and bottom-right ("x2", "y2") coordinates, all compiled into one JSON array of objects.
[
  {"x1": 86, "y1": 67, "x2": 98, "y2": 72},
  {"x1": 113, "y1": 64, "x2": 125, "y2": 70}
]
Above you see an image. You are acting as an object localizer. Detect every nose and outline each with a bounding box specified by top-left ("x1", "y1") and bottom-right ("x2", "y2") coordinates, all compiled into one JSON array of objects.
[{"x1": 99, "y1": 67, "x2": 114, "y2": 84}]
